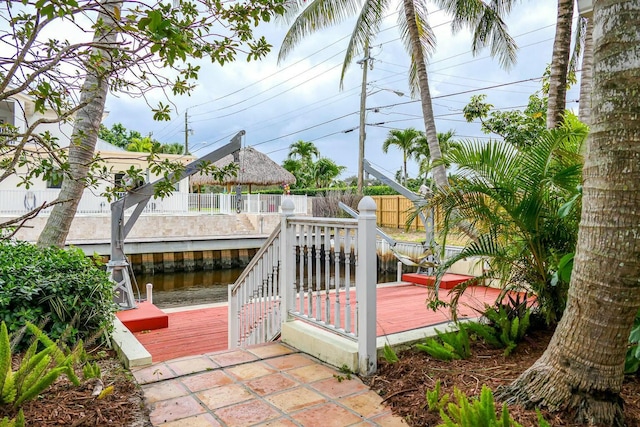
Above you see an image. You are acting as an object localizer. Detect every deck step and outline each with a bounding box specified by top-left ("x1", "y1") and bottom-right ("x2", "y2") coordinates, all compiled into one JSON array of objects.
[
  {"x1": 402, "y1": 273, "x2": 476, "y2": 289},
  {"x1": 116, "y1": 301, "x2": 169, "y2": 332}
]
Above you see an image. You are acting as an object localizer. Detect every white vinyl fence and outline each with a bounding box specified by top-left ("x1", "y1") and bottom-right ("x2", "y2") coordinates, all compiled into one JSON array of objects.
[{"x1": 0, "y1": 190, "x2": 307, "y2": 216}]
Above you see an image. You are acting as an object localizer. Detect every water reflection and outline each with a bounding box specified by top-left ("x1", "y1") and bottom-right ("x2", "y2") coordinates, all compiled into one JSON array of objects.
[{"x1": 134, "y1": 268, "x2": 245, "y2": 308}]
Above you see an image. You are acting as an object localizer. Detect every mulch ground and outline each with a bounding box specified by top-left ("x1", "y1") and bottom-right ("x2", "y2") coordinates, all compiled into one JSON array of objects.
[
  {"x1": 1, "y1": 352, "x2": 150, "y2": 427},
  {"x1": 363, "y1": 327, "x2": 640, "y2": 426}
]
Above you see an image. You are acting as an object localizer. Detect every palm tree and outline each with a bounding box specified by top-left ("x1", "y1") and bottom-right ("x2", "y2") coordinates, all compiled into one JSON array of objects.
[
  {"x1": 382, "y1": 128, "x2": 422, "y2": 185},
  {"x1": 434, "y1": 0, "x2": 574, "y2": 129},
  {"x1": 312, "y1": 157, "x2": 346, "y2": 188},
  {"x1": 412, "y1": 129, "x2": 457, "y2": 182},
  {"x1": 498, "y1": 3, "x2": 640, "y2": 423},
  {"x1": 287, "y1": 140, "x2": 319, "y2": 164},
  {"x1": 428, "y1": 114, "x2": 587, "y2": 324},
  {"x1": 282, "y1": 158, "x2": 309, "y2": 189},
  {"x1": 277, "y1": 0, "x2": 521, "y2": 190}
]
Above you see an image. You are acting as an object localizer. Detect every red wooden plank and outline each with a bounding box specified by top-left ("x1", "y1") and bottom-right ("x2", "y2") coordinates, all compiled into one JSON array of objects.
[{"x1": 133, "y1": 284, "x2": 504, "y2": 363}]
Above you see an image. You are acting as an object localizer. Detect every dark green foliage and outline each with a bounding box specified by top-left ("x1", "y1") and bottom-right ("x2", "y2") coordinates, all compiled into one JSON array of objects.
[
  {"x1": 464, "y1": 295, "x2": 531, "y2": 356},
  {"x1": 0, "y1": 241, "x2": 116, "y2": 348},
  {"x1": 416, "y1": 328, "x2": 470, "y2": 361},
  {"x1": 423, "y1": 115, "x2": 587, "y2": 324},
  {"x1": 625, "y1": 309, "x2": 640, "y2": 374}
]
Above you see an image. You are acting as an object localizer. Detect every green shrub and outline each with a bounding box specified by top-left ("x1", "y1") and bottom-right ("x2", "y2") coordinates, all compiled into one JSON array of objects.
[
  {"x1": 435, "y1": 385, "x2": 551, "y2": 427},
  {"x1": 382, "y1": 343, "x2": 399, "y2": 364},
  {"x1": 416, "y1": 328, "x2": 470, "y2": 360},
  {"x1": 625, "y1": 309, "x2": 640, "y2": 374},
  {"x1": 463, "y1": 296, "x2": 531, "y2": 356},
  {"x1": 438, "y1": 385, "x2": 521, "y2": 427},
  {"x1": 426, "y1": 380, "x2": 450, "y2": 413},
  {"x1": 0, "y1": 241, "x2": 116, "y2": 347}
]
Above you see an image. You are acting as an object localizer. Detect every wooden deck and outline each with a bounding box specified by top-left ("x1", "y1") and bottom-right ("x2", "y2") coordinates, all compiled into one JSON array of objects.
[{"x1": 133, "y1": 283, "x2": 503, "y2": 363}]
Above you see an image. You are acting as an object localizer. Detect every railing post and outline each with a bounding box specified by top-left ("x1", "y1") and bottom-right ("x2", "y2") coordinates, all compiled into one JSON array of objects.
[
  {"x1": 357, "y1": 196, "x2": 377, "y2": 375},
  {"x1": 280, "y1": 199, "x2": 296, "y2": 323},
  {"x1": 228, "y1": 284, "x2": 239, "y2": 348}
]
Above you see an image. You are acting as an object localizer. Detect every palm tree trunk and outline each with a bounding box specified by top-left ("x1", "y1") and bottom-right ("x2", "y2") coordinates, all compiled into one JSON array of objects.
[
  {"x1": 497, "y1": 1, "x2": 640, "y2": 424},
  {"x1": 578, "y1": 18, "x2": 593, "y2": 125},
  {"x1": 38, "y1": 1, "x2": 121, "y2": 248},
  {"x1": 402, "y1": 0, "x2": 447, "y2": 189},
  {"x1": 546, "y1": 0, "x2": 574, "y2": 128}
]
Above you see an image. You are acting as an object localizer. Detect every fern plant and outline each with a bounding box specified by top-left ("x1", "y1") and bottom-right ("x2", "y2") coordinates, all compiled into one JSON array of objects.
[
  {"x1": 437, "y1": 385, "x2": 522, "y2": 427},
  {"x1": 463, "y1": 298, "x2": 531, "y2": 356},
  {"x1": 0, "y1": 409, "x2": 24, "y2": 427},
  {"x1": 426, "y1": 380, "x2": 450, "y2": 413},
  {"x1": 382, "y1": 343, "x2": 399, "y2": 364},
  {"x1": 0, "y1": 322, "x2": 77, "y2": 408},
  {"x1": 416, "y1": 328, "x2": 471, "y2": 361}
]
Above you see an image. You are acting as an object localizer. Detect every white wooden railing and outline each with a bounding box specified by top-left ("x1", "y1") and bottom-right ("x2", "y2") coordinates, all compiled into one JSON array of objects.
[
  {"x1": 228, "y1": 197, "x2": 378, "y2": 375},
  {"x1": 0, "y1": 189, "x2": 307, "y2": 216}
]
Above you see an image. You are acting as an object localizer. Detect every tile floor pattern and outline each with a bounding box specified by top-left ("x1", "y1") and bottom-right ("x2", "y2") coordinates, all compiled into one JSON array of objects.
[{"x1": 132, "y1": 342, "x2": 408, "y2": 427}]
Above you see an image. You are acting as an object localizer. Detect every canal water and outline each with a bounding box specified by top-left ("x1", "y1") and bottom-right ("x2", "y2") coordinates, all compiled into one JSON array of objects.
[{"x1": 135, "y1": 268, "x2": 398, "y2": 309}]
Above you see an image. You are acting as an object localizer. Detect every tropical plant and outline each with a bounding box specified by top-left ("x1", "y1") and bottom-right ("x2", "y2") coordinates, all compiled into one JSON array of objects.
[
  {"x1": 0, "y1": 241, "x2": 116, "y2": 346},
  {"x1": 426, "y1": 380, "x2": 450, "y2": 413},
  {"x1": 126, "y1": 137, "x2": 155, "y2": 153},
  {"x1": 463, "y1": 295, "x2": 532, "y2": 356},
  {"x1": 425, "y1": 114, "x2": 587, "y2": 324},
  {"x1": 287, "y1": 140, "x2": 319, "y2": 164},
  {"x1": 382, "y1": 343, "x2": 399, "y2": 364},
  {"x1": 625, "y1": 310, "x2": 640, "y2": 375},
  {"x1": 312, "y1": 158, "x2": 346, "y2": 188},
  {"x1": 412, "y1": 129, "x2": 459, "y2": 181},
  {"x1": 415, "y1": 328, "x2": 470, "y2": 361},
  {"x1": 496, "y1": 6, "x2": 640, "y2": 422},
  {"x1": 0, "y1": 322, "x2": 76, "y2": 409},
  {"x1": 382, "y1": 128, "x2": 423, "y2": 185}
]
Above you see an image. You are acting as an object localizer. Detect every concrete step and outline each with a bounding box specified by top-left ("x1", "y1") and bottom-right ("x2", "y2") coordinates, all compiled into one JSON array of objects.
[{"x1": 116, "y1": 301, "x2": 169, "y2": 332}]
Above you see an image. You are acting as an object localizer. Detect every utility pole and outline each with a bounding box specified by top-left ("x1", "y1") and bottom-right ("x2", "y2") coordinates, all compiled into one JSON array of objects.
[
  {"x1": 357, "y1": 43, "x2": 370, "y2": 196},
  {"x1": 184, "y1": 110, "x2": 189, "y2": 154}
]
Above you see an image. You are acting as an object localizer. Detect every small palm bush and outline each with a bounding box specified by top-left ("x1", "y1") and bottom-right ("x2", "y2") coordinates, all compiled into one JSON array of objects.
[{"x1": 422, "y1": 114, "x2": 587, "y2": 324}]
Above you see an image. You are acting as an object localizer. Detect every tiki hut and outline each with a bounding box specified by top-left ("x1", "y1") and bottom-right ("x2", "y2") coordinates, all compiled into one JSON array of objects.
[{"x1": 190, "y1": 146, "x2": 296, "y2": 193}]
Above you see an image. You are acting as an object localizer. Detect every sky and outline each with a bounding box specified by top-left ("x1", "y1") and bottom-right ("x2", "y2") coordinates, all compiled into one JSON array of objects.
[{"x1": 102, "y1": 0, "x2": 582, "y2": 183}]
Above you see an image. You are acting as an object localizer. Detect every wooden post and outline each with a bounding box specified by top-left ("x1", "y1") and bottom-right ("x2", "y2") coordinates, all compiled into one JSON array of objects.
[{"x1": 357, "y1": 196, "x2": 377, "y2": 375}]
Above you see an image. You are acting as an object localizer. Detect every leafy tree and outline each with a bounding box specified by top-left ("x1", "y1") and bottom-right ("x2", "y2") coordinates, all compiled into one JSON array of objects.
[
  {"x1": 98, "y1": 123, "x2": 143, "y2": 149},
  {"x1": 463, "y1": 93, "x2": 547, "y2": 149},
  {"x1": 496, "y1": 3, "x2": 640, "y2": 423},
  {"x1": 0, "y1": 0, "x2": 286, "y2": 245},
  {"x1": 126, "y1": 137, "x2": 155, "y2": 153},
  {"x1": 382, "y1": 128, "x2": 422, "y2": 186}
]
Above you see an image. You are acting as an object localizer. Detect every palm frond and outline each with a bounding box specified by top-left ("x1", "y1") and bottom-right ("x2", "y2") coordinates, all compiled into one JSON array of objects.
[
  {"x1": 339, "y1": 0, "x2": 392, "y2": 86},
  {"x1": 278, "y1": 0, "x2": 362, "y2": 64}
]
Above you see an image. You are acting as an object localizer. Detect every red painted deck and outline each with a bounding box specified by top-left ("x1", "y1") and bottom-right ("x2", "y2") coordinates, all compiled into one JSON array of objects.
[
  {"x1": 116, "y1": 301, "x2": 168, "y2": 332},
  {"x1": 133, "y1": 283, "x2": 502, "y2": 363}
]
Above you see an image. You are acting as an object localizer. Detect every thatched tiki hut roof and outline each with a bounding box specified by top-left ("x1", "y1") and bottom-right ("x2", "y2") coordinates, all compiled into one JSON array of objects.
[{"x1": 190, "y1": 146, "x2": 296, "y2": 192}]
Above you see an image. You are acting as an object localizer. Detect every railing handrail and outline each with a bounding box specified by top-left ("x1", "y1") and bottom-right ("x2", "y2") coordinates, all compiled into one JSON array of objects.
[{"x1": 230, "y1": 221, "x2": 281, "y2": 295}]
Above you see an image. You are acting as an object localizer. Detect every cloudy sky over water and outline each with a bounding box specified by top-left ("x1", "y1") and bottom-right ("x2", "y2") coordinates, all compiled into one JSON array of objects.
[{"x1": 103, "y1": 0, "x2": 582, "y2": 182}]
